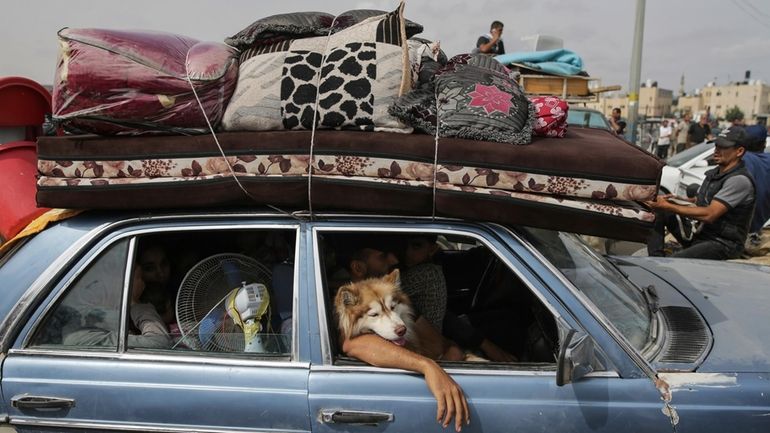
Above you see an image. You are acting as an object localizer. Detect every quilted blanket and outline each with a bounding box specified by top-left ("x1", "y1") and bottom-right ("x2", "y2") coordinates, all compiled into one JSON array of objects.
[{"x1": 53, "y1": 28, "x2": 239, "y2": 135}]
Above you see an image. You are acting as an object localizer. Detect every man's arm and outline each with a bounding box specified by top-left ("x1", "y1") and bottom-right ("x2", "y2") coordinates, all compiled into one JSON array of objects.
[
  {"x1": 342, "y1": 334, "x2": 469, "y2": 431},
  {"x1": 645, "y1": 195, "x2": 728, "y2": 224}
]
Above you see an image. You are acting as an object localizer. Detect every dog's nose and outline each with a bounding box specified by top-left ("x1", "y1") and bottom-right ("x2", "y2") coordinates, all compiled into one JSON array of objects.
[{"x1": 395, "y1": 325, "x2": 406, "y2": 337}]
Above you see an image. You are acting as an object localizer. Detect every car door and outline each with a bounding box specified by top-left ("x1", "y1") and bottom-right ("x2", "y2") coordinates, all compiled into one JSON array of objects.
[
  {"x1": 2, "y1": 218, "x2": 311, "y2": 433},
  {"x1": 306, "y1": 221, "x2": 674, "y2": 433}
]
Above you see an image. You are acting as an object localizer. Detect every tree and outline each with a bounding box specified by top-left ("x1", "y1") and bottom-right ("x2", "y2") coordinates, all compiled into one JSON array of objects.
[{"x1": 724, "y1": 106, "x2": 745, "y2": 123}]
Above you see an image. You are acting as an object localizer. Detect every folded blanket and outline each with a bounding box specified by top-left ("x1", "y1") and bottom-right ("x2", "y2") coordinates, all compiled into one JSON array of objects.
[{"x1": 495, "y1": 49, "x2": 584, "y2": 77}]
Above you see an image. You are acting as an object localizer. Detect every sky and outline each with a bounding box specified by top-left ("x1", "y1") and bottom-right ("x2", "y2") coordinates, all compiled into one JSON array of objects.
[{"x1": 3, "y1": 0, "x2": 770, "y2": 95}]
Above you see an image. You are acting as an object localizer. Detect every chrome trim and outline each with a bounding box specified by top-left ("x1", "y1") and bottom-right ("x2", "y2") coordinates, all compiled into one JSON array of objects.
[
  {"x1": 311, "y1": 225, "x2": 564, "y2": 366},
  {"x1": 20, "y1": 222, "x2": 301, "y2": 362},
  {"x1": 311, "y1": 230, "x2": 333, "y2": 365},
  {"x1": 310, "y1": 364, "x2": 619, "y2": 378},
  {"x1": 9, "y1": 418, "x2": 296, "y2": 433},
  {"x1": 7, "y1": 348, "x2": 309, "y2": 369},
  {"x1": 119, "y1": 237, "x2": 137, "y2": 354},
  {"x1": 499, "y1": 225, "x2": 658, "y2": 379},
  {"x1": 291, "y1": 230, "x2": 301, "y2": 361},
  {"x1": 320, "y1": 409, "x2": 394, "y2": 424}
]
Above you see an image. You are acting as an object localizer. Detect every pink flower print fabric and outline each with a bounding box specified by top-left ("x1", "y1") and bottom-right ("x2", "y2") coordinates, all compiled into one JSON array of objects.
[{"x1": 531, "y1": 96, "x2": 569, "y2": 138}]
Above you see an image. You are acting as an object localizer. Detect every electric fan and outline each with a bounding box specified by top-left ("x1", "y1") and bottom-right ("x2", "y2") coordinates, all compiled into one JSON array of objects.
[{"x1": 175, "y1": 253, "x2": 273, "y2": 352}]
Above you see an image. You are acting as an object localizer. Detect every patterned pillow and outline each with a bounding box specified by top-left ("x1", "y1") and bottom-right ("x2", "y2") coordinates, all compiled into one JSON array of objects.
[
  {"x1": 222, "y1": 4, "x2": 412, "y2": 133},
  {"x1": 390, "y1": 54, "x2": 535, "y2": 144},
  {"x1": 531, "y1": 96, "x2": 568, "y2": 138},
  {"x1": 225, "y1": 9, "x2": 424, "y2": 51}
]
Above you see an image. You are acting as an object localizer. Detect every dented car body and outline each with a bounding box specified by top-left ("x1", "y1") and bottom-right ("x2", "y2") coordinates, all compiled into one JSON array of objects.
[{"x1": 0, "y1": 210, "x2": 768, "y2": 433}]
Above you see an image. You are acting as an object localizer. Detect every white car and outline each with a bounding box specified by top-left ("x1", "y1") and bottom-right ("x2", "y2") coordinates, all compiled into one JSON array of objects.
[{"x1": 659, "y1": 141, "x2": 715, "y2": 196}]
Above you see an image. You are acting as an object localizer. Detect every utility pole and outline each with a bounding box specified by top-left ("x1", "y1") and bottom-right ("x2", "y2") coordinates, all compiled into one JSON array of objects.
[{"x1": 628, "y1": 0, "x2": 646, "y2": 146}]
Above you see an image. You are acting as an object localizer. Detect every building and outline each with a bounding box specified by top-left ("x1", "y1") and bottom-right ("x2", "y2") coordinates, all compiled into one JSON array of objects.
[
  {"x1": 697, "y1": 81, "x2": 770, "y2": 122},
  {"x1": 586, "y1": 81, "x2": 673, "y2": 118}
]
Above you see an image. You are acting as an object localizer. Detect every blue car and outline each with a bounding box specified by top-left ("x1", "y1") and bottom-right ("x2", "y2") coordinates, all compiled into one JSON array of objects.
[{"x1": 0, "y1": 210, "x2": 768, "y2": 432}]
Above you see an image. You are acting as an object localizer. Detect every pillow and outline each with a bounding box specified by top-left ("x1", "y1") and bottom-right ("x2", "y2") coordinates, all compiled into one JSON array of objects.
[
  {"x1": 222, "y1": 4, "x2": 412, "y2": 133},
  {"x1": 530, "y1": 96, "x2": 568, "y2": 138},
  {"x1": 225, "y1": 9, "x2": 423, "y2": 51},
  {"x1": 390, "y1": 53, "x2": 535, "y2": 144}
]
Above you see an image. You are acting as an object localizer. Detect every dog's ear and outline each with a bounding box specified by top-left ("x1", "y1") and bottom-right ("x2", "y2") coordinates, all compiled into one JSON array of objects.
[
  {"x1": 383, "y1": 269, "x2": 401, "y2": 287},
  {"x1": 337, "y1": 285, "x2": 359, "y2": 306}
]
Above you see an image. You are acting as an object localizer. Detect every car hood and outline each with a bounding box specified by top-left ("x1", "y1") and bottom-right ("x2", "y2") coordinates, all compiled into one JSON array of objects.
[{"x1": 618, "y1": 257, "x2": 770, "y2": 373}]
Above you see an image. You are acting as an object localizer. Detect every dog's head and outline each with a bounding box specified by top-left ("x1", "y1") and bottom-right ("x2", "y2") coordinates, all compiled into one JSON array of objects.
[{"x1": 334, "y1": 269, "x2": 415, "y2": 346}]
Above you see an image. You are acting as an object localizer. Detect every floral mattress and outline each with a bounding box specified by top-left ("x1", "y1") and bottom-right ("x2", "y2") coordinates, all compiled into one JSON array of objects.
[{"x1": 36, "y1": 127, "x2": 663, "y2": 241}]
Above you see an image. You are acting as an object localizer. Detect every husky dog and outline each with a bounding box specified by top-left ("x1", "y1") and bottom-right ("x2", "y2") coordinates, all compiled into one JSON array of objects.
[{"x1": 334, "y1": 269, "x2": 422, "y2": 353}]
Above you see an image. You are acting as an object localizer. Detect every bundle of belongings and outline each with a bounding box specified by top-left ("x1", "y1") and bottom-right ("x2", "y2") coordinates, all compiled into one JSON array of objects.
[{"x1": 39, "y1": 2, "x2": 663, "y2": 242}]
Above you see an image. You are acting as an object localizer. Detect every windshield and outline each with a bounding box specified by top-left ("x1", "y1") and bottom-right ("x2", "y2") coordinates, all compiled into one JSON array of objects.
[
  {"x1": 519, "y1": 228, "x2": 651, "y2": 351},
  {"x1": 666, "y1": 141, "x2": 714, "y2": 167},
  {"x1": 567, "y1": 109, "x2": 611, "y2": 130}
]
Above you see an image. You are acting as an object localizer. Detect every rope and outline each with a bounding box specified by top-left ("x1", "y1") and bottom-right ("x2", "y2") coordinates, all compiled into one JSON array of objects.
[
  {"x1": 431, "y1": 82, "x2": 441, "y2": 220},
  {"x1": 185, "y1": 49, "x2": 303, "y2": 221},
  {"x1": 306, "y1": 13, "x2": 342, "y2": 220}
]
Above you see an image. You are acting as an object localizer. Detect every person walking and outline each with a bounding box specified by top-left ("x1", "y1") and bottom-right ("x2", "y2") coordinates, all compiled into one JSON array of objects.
[
  {"x1": 657, "y1": 119, "x2": 673, "y2": 158},
  {"x1": 673, "y1": 113, "x2": 692, "y2": 154},
  {"x1": 687, "y1": 114, "x2": 712, "y2": 149}
]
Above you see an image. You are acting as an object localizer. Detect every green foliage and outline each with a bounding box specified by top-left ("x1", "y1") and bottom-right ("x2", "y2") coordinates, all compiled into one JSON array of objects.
[{"x1": 724, "y1": 106, "x2": 745, "y2": 122}]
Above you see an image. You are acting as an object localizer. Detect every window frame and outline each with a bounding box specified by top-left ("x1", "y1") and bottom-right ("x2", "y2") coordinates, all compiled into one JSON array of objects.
[
  {"x1": 311, "y1": 223, "x2": 570, "y2": 372},
  {"x1": 20, "y1": 222, "x2": 302, "y2": 364}
]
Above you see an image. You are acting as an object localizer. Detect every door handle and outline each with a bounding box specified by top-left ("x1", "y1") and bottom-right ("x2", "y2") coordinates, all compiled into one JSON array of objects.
[
  {"x1": 11, "y1": 395, "x2": 76, "y2": 410},
  {"x1": 320, "y1": 409, "x2": 394, "y2": 425}
]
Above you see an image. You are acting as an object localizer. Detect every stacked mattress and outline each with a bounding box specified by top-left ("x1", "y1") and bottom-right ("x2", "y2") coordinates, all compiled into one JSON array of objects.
[{"x1": 36, "y1": 127, "x2": 662, "y2": 241}]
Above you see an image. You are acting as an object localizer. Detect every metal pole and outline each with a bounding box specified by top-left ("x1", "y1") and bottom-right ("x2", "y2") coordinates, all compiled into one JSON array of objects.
[{"x1": 628, "y1": 0, "x2": 646, "y2": 146}]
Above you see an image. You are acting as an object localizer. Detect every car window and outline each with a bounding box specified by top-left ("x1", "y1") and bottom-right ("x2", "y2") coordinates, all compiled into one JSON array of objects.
[
  {"x1": 566, "y1": 109, "x2": 610, "y2": 130},
  {"x1": 318, "y1": 230, "x2": 559, "y2": 366},
  {"x1": 519, "y1": 228, "x2": 651, "y2": 352},
  {"x1": 666, "y1": 141, "x2": 714, "y2": 167},
  {"x1": 30, "y1": 239, "x2": 129, "y2": 350},
  {"x1": 29, "y1": 228, "x2": 297, "y2": 359}
]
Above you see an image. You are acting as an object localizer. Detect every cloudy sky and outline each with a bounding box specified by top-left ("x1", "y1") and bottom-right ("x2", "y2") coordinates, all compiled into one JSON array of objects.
[{"x1": 3, "y1": 0, "x2": 769, "y2": 94}]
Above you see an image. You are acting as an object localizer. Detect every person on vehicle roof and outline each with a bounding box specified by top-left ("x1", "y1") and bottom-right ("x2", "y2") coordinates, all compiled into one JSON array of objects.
[
  {"x1": 646, "y1": 127, "x2": 756, "y2": 259},
  {"x1": 474, "y1": 20, "x2": 505, "y2": 55},
  {"x1": 335, "y1": 238, "x2": 470, "y2": 432}
]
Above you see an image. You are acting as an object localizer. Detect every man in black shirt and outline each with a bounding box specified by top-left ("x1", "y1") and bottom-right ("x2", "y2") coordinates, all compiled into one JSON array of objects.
[
  {"x1": 687, "y1": 115, "x2": 712, "y2": 148},
  {"x1": 475, "y1": 21, "x2": 505, "y2": 55}
]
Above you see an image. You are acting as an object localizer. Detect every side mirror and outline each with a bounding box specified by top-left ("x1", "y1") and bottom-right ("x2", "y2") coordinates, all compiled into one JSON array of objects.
[
  {"x1": 556, "y1": 328, "x2": 597, "y2": 386},
  {"x1": 692, "y1": 159, "x2": 709, "y2": 168}
]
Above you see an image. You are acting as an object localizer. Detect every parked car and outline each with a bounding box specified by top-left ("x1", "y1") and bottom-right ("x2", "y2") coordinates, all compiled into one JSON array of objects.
[
  {"x1": 659, "y1": 141, "x2": 715, "y2": 195},
  {"x1": 1, "y1": 210, "x2": 768, "y2": 432},
  {"x1": 566, "y1": 107, "x2": 612, "y2": 131}
]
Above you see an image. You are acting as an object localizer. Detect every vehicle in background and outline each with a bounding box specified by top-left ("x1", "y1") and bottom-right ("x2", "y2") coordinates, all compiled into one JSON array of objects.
[{"x1": 566, "y1": 107, "x2": 612, "y2": 131}]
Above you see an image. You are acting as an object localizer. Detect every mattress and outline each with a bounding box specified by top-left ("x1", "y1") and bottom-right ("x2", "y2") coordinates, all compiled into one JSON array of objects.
[{"x1": 37, "y1": 127, "x2": 663, "y2": 241}]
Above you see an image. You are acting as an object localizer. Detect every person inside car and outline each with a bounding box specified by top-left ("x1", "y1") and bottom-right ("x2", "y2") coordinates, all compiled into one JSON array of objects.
[
  {"x1": 646, "y1": 127, "x2": 756, "y2": 259},
  {"x1": 400, "y1": 234, "x2": 516, "y2": 362},
  {"x1": 64, "y1": 266, "x2": 172, "y2": 349},
  {"x1": 335, "y1": 238, "x2": 470, "y2": 431}
]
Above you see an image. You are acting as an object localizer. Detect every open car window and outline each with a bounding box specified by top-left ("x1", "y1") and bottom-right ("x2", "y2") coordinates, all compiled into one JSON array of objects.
[
  {"x1": 28, "y1": 228, "x2": 297, "y2": 360},
  {"x1": 318, "y1": 229, "x2": 560, "y2": 368}
]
